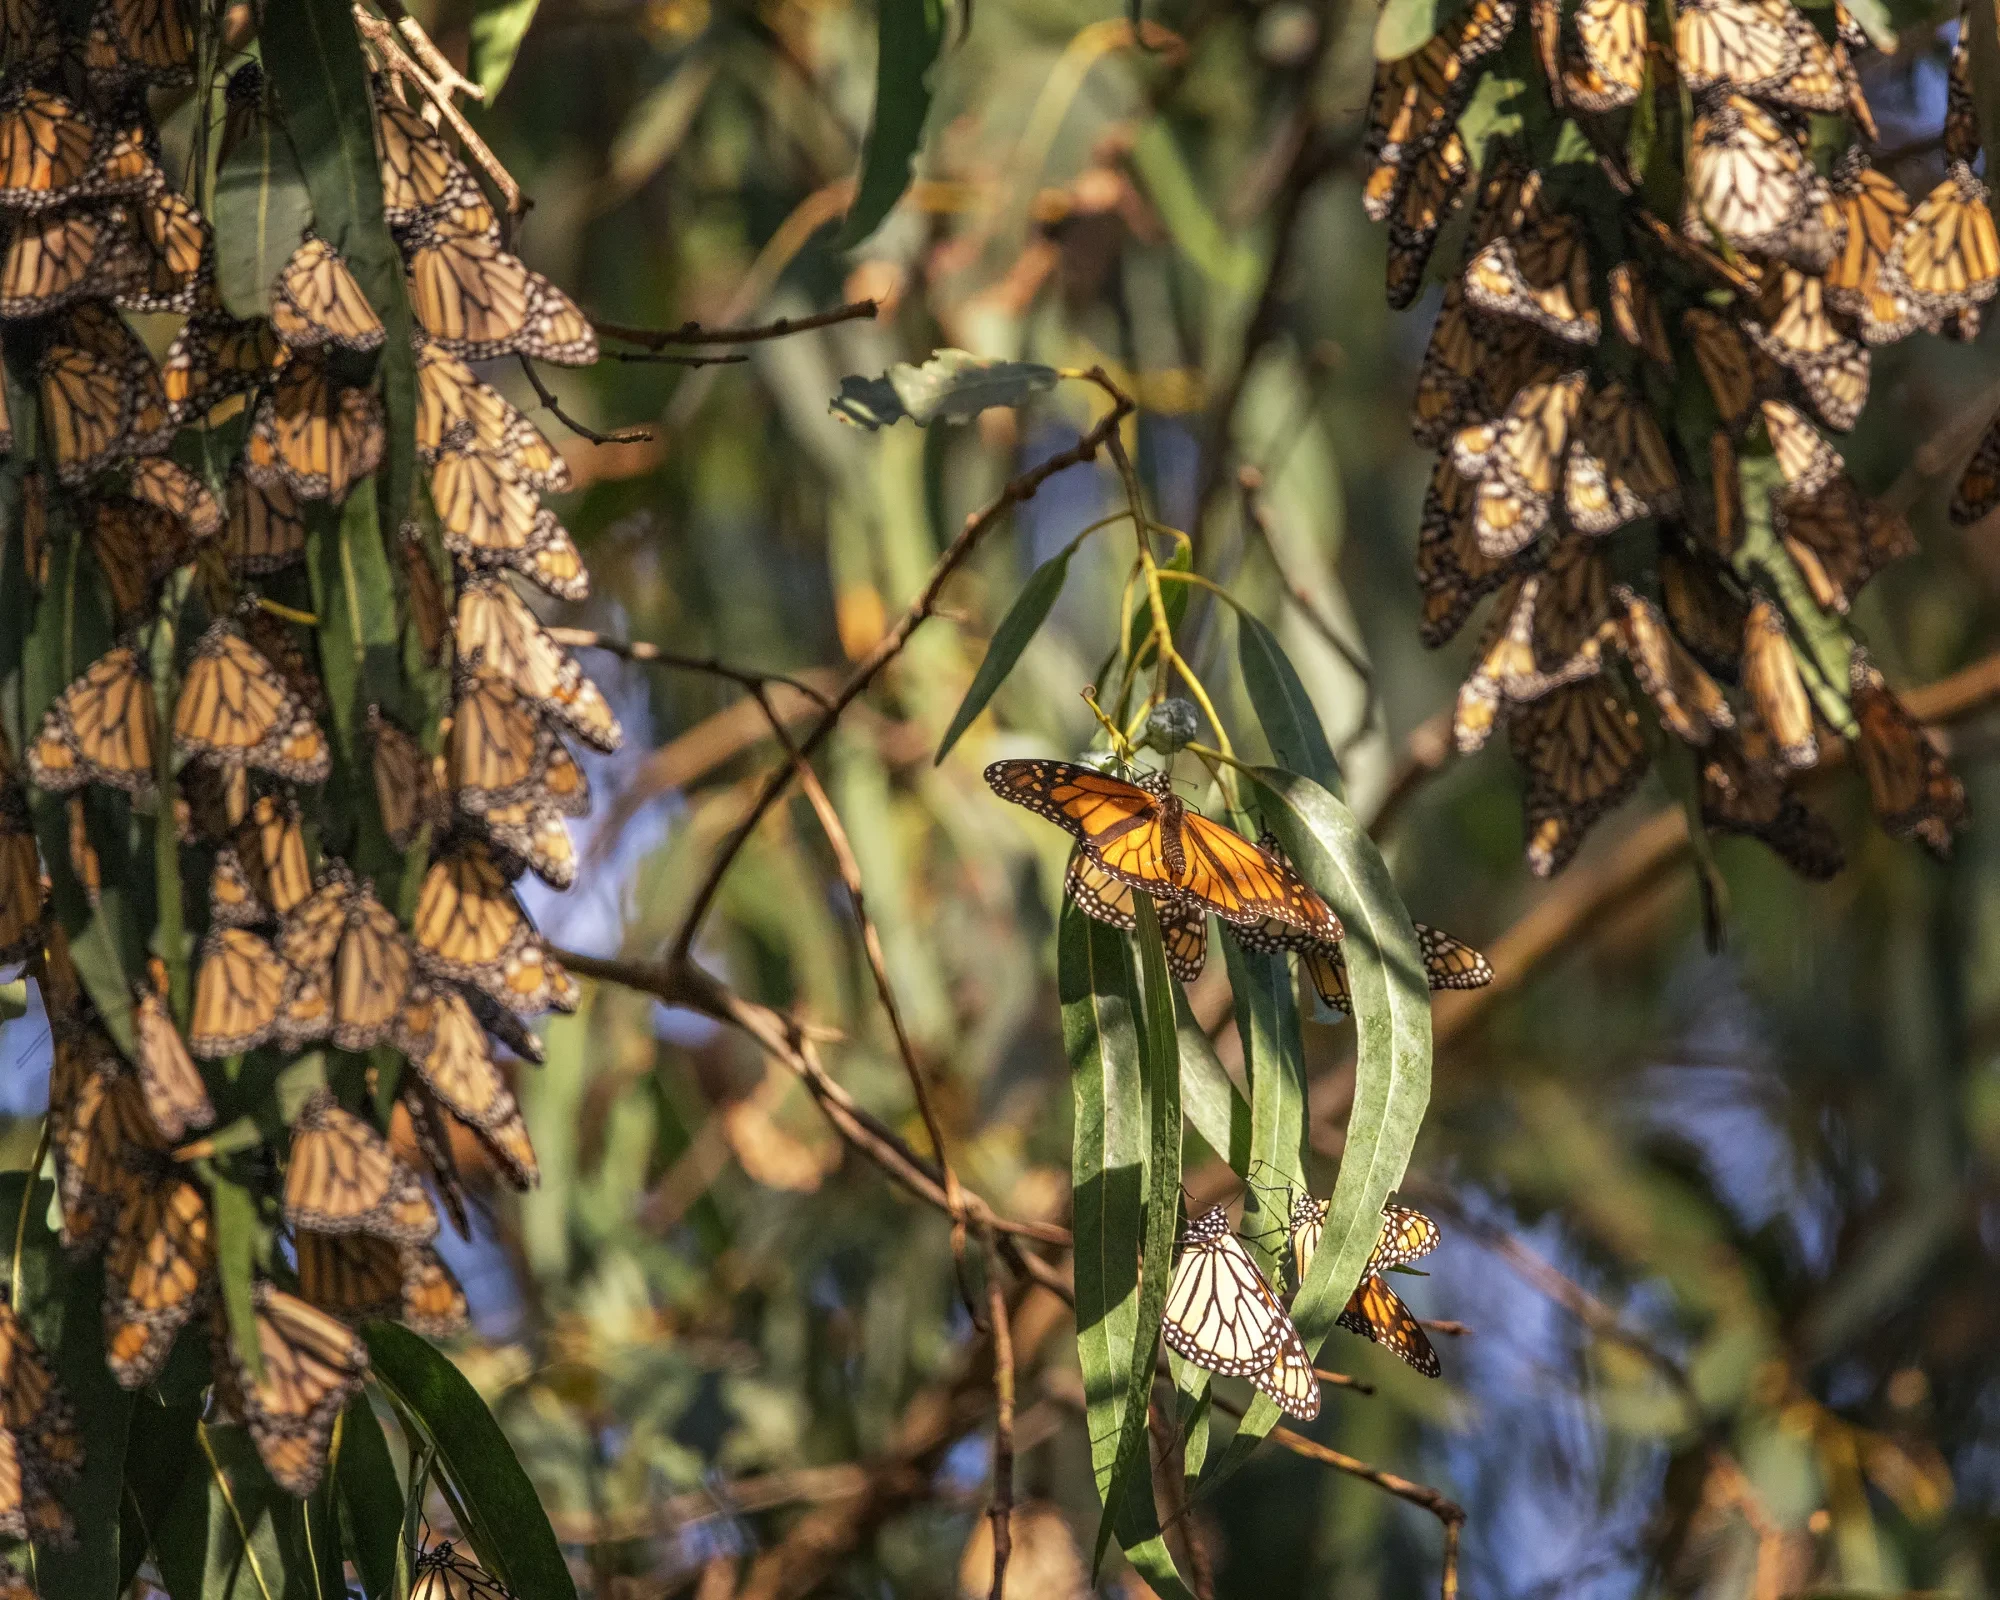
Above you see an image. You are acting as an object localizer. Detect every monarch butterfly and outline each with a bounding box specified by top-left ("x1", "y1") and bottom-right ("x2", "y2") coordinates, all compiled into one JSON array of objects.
[
  {"x1": 236, "y1": 793, "x2": 314, "y2": 920},
  {"x1": 1564, "y1": 0, "x2": 1645, "y2": 107},
  {"x1": 454, "y1": 578, "x2": 624, "y2": 752},
  {"x1": 0, "y1": 88, "x2": 99, "y2": 210},
  {"x1": 413, "y1": 1536, "x2": 518, "y2": 1600},
  {"x1": 1452, "y1": 557, "x2": 1609, "y2": 753},
  {"x1": 268, "y1": 234, "x2": 385, "y2": 351},
  {"x1": 211, "y1": 1283, "x2": 369, "y2": 1497},
  {"x1": 1452, "y1": 370, "x2": 1589, "y2": 555},
  {"x1": 1564, "y1": 381, "x2": 1679, "y2": 537},
  {"x1": 1952, "y1": 414, "x2": 2000, "y2": 526},
  {"x1": 369, "y1": 707, "x2": 446, "y2": 854},
  {"x1": 448, "y1": 668, "x2": 592, "y2": 820},
  {"x1": 0, "y1": 204, "x2": 137, "y2": 316},
  {"x1": 27, "y1": 645, "x2": 155, "y2": 794},
  {"x1": 245, "y1": 348, "x2": 387, "y2": 505},
  {"x1": 1874, "y1": 161, "x2": 2000, "y2": 339},
  {"x1": 1512, "y1": 679, "x2": 1649, "y2": 876},
  {"x1": 1945, "y1": 22, "x2": 1978, "y2": 164},
  {"x1": 0, "y1": 1298, "x2": 81, "y2": 1547},
  {"x1": 1363, "y1": 39, "x2": 1470, "y2": 222},
  {"x1": 1760, "y1": 399, "x2": 1842, "y2": 500},
  {"x1": 400, "y1": 176, "x2": 598, "y2": 365},
  {"x1": 284, "y1": 1090, "x2": 437, "y2": 1246},
  {"x1": 1289, "y1": 925, "x2": 1492, "y2": 1016},
  {"x1": 132, "y1": 980, "x2": 212, "y2": 1141},
  {"x1": 1700, "y1": 721, "x2": 1845, "y2": 879},
  {"x1": 414, "y1": 342, "x2": 571, "y2": 493},
  {"x1": 126, "y1": 456, "x2": 223, "y2": 541},
  {"x1": 1411, "y1": 281, "x2": 1555, "y2": 450},
  {"x1": 1385, "y1": 132, "x2": 1470, "y2": 309},
  {"x1": 1163, "y1": 1205, "x2": 1319, "y2": 1419},
  {"x1": 40, "y1": 303, "x2": 173, "y2": 481},
  {"x1": 87, "y1": 496, "x2": 194, "y2": 624},
  {"x1": 1608, "y1": 588, "x2": 1733, "y2": 747},
  {"x1": 1658, "y1": 540, "x2": 1746, "y2": 679},
  {"x1": 398, "y1": 1082, "x2": 475, "y2": 1239},
  {"x1": 1462, "y1": 204, "x2": 1601, "y2": 345},
  {"x1": 219, "y1": 469, "x2": 306, "y2": 574},
  {"x1": 985, "y1": 761, "x2": 1342, "y2": 937},
  {"x1": 1741, "y1": 592, "x2": 1819, "y2": 769},
  {"x1": 1417, "y1": 453, "x2": 1530, "y2": 647},
  {"x1": 1674, "y1": 0, "x2": 1844, "y2": 109},
  {"x1": 1742, "y1": 269, "x2": 1868, "y2": 433},
  {"x1": 375, "y1": 85, "x2": 459, "y2": 228},
  {"x1": 296, "y1": 1231, "x2": 468, "y2": 1339},
  {"x1": 395, "y1": 982, "x2": 539, "y2": 1189},
  {"x1": 401, "y1": 526, "x2": 452, "y2": 663},
  {"x1": 1607, "y1": 263, "x2": 1671, "y2": 367},
  {"x1": 1714, "y1": 429, "x2": 1741, "y2": 557},
  {"x1": 1062, "y1": 845, "x2": 1208, "y2": 982},
  {"x1": 430, "y1": 434, "x2": 589, "y2": 601},
  {"x1": 63, "y1": 793, "x2": 100, "y2": 908},
  {"x1": 412, "y1": 842, "x2": 578, "y2": 1016},
  {"x1": 56, "y1": 1053, "x2": 161, "y2": 1251},
  {"x1": 1684, "y1": 308, "x2": 1774, "y2": 433},
  {"x1": 273, "y1": 869, "x2": 415, "y2": 1053},
  {"x1": 0, "y1": 785, "x2": 39, "y2": 967},
  {"x1": 163, "y1": 290, "x2": 281, "y2": 423},
  {"x1": 172, "y1": 620, "x2": 331, "y2": 783},
  {"x1": 85, "y1": 0, "x2": 195, "y2": 84},
  {"x1": 189, "y1": 926, "x2": 294, "y2": 1057},
  {"x1": 1291, "y1": 1198, "x2": 1444, "y2": 1377},
  {"x1": 103, "y1": 1159, "x2": 211, "y2": 1388},
  {"x1": 1849, "y1": 654, "x2": 1966, "y2": 858},
  {"x1": 1683, "y1": 95, "x2": 1837, "y2": 272},
  {"x1": 115, "y1": 184, "x2": 207, "y2": 314},
  {"x1": 1778, "y1": 476, "x2": 1914, "y2": 610}
]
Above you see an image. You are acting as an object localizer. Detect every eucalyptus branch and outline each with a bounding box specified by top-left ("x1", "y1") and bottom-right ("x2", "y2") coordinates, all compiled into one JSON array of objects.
[
  {"x1": 353, "y1": 7, "x2": 522, "y2": 216},
  {"x1": 542, "y1": 628, "x2": 832, "y2": 709},
  {"x1": 596, "y1": 300, "x2": 881, "y2": 348},
  {"x1": 515, "y1": 356, "x2": 654, "y2": 446}
]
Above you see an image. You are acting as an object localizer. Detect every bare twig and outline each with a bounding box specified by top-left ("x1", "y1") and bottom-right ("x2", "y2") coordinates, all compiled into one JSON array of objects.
[
  {"x1": 512, "y1": 355, "x2": 655, "y2": 446},
  {"x1": 543, "y1": 627, "x2": 833, "y2": 709},
  {"x1": 353, "y1": 7, "x2": 522, "y2": 216},
  {"x1": 597, "y1": 300, "x2": 881, "y2": 348},
  {"x1": 1420, "y1": 1318, "x2": 1473, "y2": 1339},
  {"x1": 596, "y1": 349, "x2": 750, "y2": 367},
  {"x1": 757, "y1": 685, "x2": 977, "y2": 1305},
  {"x1": 372, "y1": 0, "x2": 484, "y2": 102},
  {"x1": 985, "y1": 1240, "x2": 1016, "y2": 1600},
  {"x1": 663, "y1": 373, "x2": 1136, "y2": 967},
  {"x1": 1313, "y1": 1366, "x2": 1374, "y2": 1394}
]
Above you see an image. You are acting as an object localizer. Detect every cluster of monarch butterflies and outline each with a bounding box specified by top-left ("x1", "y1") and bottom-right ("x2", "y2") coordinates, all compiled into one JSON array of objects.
[
  {"x1": 1162, "y1": 1197, "x2": 1444, "y2": 1420},
  {"x1": 1371, "y1": 0, "x2": 1971, "y2": 875},
  {"x1": 985, "y1": 758, "x2": 1493, "y2": 1012},
  {"x1": 0, "y1": 0, "x2": 618, "y2": 1524}
]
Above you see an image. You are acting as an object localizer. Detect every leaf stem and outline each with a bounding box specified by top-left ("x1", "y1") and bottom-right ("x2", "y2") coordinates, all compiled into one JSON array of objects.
[{"x1": 10, "y1": 1116, "x2": 49, "y2": 1307}]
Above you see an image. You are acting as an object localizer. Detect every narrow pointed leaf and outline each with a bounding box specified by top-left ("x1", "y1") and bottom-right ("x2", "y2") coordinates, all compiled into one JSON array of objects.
[
  {"x1": 936, "y1": 547, "x2": 1074, "y2": 763},
  {"x1": 1238, "y1": 611, "x2": 1341, "y2": 793},
  {"x1": 834, "y1": 0, "x2": 945, "y2": 248}
]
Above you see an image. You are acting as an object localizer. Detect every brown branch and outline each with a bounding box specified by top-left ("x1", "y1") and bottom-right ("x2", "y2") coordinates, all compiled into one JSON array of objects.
[
  {"x1": 984, "y1": 1241, "x2": 1016, "y2": 1600},
  {"x1": 596, "y1": 349, "x2": 750, "y2": 367},
  {"x1": 353, "y1": 7, "x2": 523, "y2": 217},
  {"x1": 1367, "y1": 710, "x2": 1454, "y2": 838},
  {"x1": 1313, "y1": 1366, "x2": 1374, "y2": 1394},
  {"x1": 549, "y1": 948, "x2": 1076, "y2": 1300},
  {"x1": 514, "y1": 355, "x2": 654, "y2": 446},
  {"x1": 1270, "y1": 1425, "x2": 1466, "y2": 1536},
  {"x1": 597, "y1": 300, "x2": 881, "y2": 348},
  {"x1": 542, "y1": 628, "x2": 834, "y2": 709},
  {"x1": 663, "y1": 373, "x2": 1136, "y2": 967},
  {"x1": 758, "y1": 684, "x2": 977, "y2": 1304}
]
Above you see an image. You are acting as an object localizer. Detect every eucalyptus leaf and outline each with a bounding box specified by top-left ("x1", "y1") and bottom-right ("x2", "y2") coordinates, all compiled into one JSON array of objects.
[
  {"x1": 1224, "y1": 936, "x2": 1307, "y2": 1280},
  {"x1": 212, "y1": 113, "x2": 314, "y2": 322},
  {"x1": 834, "y1": 0, "x2": 946, "y2": 248},
  {"x1": 1174, "y1": 980, "x2": 1249, "y2": 1168},
  {"x1": 469, "y1": 0, "x2": 542, "y2": 99},
  {"x1": 1374, "y1": 0, "x2": 1441, "y2": 60},
  {"x1": 935, "y1": 546, "x2": 1074, "y2": 763},
  {"x1": 831, "y1": 351, "x2": 1059, "y2": 429},
  {"x1": 334, "y1": 1398, "x2": 403, "y2": 1600},
  {"x1": 119, "y1": 1397, "x2": 201, "y2": 1597},
  {"x1": 1238, "y1": 611, "x2": 1340, "y2": 793},
  {"x1": 152, "y1": 1423, "x2": 302, "y2": 1600},
  {"x1": 211, "y1": 1174, "x2": 265, "y2": 1386}
]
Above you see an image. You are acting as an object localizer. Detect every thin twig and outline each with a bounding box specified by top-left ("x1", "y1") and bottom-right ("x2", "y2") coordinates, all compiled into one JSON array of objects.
[
  {"x1": 1237, "y1": 465, "x2": 1373, "y2": 685},
  {"x1": 514, "y1": 355, "x2": 655, "y2": 446},
  {"x1": 984, "y1": 1239, "x2": 1016, "y2": 1600},
  {"x1": 1421, "y1": 1318, "x2": 1473, "y2": 1338},
  {"x1": 756, "y1": 684, "x2": 978, "y2": 1309},
  {"x1": 1270, "y1": 1427, "x2": 1466, "y2": 1563},
  {"x1": 1313, "y1": 1366, "x2": 1375, "y2": 1395},
  {"x1": 597, "y1": 300, "x2": 881, "y2": 348},
  {"x1": 542, "y1": 627, "x2": 833, "y2": 709},
  {"x1": 596, "y1": 349, "x2": 750, "y2": 368},
  {"x1": 373, "y1": 0, "x2": 484, "y2": 103},
  {"x1": 548, "y1": 948, "x2": 1076, "y2": 1302},
  {"x1": 353, "y1": 8, "x2": 522, "y2": 217},
  {"x1": 663, "y1": 372, "x2": 1135, "y2": 967}
]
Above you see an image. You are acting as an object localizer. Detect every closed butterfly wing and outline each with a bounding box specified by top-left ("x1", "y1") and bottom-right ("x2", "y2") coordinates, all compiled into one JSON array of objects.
[
  {"x1": 1760, "y1": 400, "x2": 1842, "y2": 500},
  {"x1": 0, "y1": 787, "x2": 41, "y2": 966},
  {"x1": 1607, "y1": 263, "x2": 1672, "y2": 366},
  {"x1": 244, "y1": 347, "x2": 386, "y2": 504},
  {"x1": 189, "y1": 927, "x2": 293, "y2": 1057},
  {"x1": 330, "y1": 880, "x2": 414, "y2": 1052},
  {"x1": 220, "y1": 469, "x2": 307, "y2": 574},
  {"x1": 1683, "y1": 96, "x2": 1835, "y2": 271},
  {"x1": 298, "y1": 1231, "x2": 468, "y2": 1340},
  {"x1": 1701, "y1": 721, "x2": 1845, "y2": 879},
  {"x1": 1452, "y1": 370, "x2": 1589, "y2": 555},
  {"x1": 131, "y1": 988, "x2": 212, "y2": 1140},
  {"x1": 173, "y1": 620, "x2": 330, "y2": 782},
  {"x1": 1511, "y1": 680, "x2": 1649, "y2": 875},
  {"x1": 0, "y1": 88, "x2": 99, "y2": 210},
  {"x1": 27, "y1": 645, "x2": 155, "y2": 793},
  {"x1": 370, "y1": 707, "x2": 446, "y2": 853},
  {"x1": 1061, "y1": 846, "x2": 1207, "y2": 982},
  {"x1": 376, "y1": 88, "x2": 459, "y2": 227},
  {"x1": 270, "y1": 235, "x2": 385, "y2": 351},
  {"x1": 412, "y1": 842, "x2": 574, "y2": 1016},
  {"x1": 1564, "y1": 380, "x2": 1680, "y2": 536},
  {"x1": 1828, "y1": 149, "x2": 1915, "y2": 343},
  {"x1": 401, "y1": 177, "x2": 596, "y2": 365},
  {"x1": 455, "y1": 578, "x2": 622, "y2": 752},
  {"x1": 1742, "y1": 592, "x2": 1818, "y2": 768},
  {"x1": 1611, "y1": 587, "x2": 1734, "y2": 746},
  {"x1": 126, "y1": 457, "x2": 223, "y2": 541},
  {"x1": 0, "y1": 204, "x2": 137, "y2": 316},
  {"x1": 284, "y1": 1090, "x2": 437, "y2": 1244},
  {"x1": 163, "y1": 296, "x2": 280, "y2": 423},
  {"x1": 413, "y1": 341, "x2": 570, "y2": 492},
  {"x1": 1463, "y1": 206, "x2": 1600, "y2": 344},
  {"x1": 1745, "y1": 268, "x2": 1869, "y2": 433},
  {"x1": 395, "y1": 983, "x2": 538, "y2": 1188},
  {"x1": 1849, "y1": 653, "x2": 1966, "y2": 858},
  {"x1": 1563, "y1": 0, "x2": 1645, "y2": 108},
  {"x1": 1161, "y1": 1206, "x2": 1293, "y2": 1377},
  {"x1": 1385, "y1": 132, "x2": 1469, "y2": 309},
  {"x1": 212, "y1": 1284, "x2": 369, "y2": 1496},
  {"x1": 1338, "y1": 1274, "x2": 1441, "y2": 1376},
  {"x1": 1778, "y1": 476, "x2": 1914, "y2": 610},
  {"x1": 1417, "y1": 454, "x2": 1528, "y2": 647},
  {"x1": 430, "y1": 440, "x2": 588, "y2": 601},
  {"x1": 103, "y1": 1162, "x2": 211, "y2": 1388},
  {"x1": 1875, "y1": 161, "x2": 2000, "y2": 338}
]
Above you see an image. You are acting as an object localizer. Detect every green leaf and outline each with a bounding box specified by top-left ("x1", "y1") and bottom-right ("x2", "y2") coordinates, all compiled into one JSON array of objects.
[
  {"x1": 1375, "y1": 0, "x2": 1441, "y2": 60},
  {"x1": 1458, "y1": 69, "x2": 1526, "y2": 172},
  {"x1": 469, "y1": 0, "x2": 541, "y2": 99},
  {"x1": 830, "y1": 351, "x2": 1059, "y2": 429},
  {"x1": 1237, "y1": 611, "x2": 1340, "y2": 794},
  {"x1": 1222, "y1": 937, "x2": 1307, "y2": 1281},
  {"x1": 119, "y1": 1397, "x2": 202, "y2": 1597},
  {"x1": 1, "y1": 1174, "x2": 135, "y2": 1600},
  {"x1": 212, "y1": 1173, "x2": 265, "y2": 1386},
  {"x1": 935, "y1": 547, "x2": 1075, "y2": 763},
  {"x1": 1173, "y1": 981, "x2": 1249, "y2": 1169},
  {"x1": 211, "y1": 109, "x2": 315, "y2": 322},
  {"x1": 334, "y1": 1399, "x2": 403, "y2": 1600},
  {"x1": 1126, "y1": 123, "x2": 1261, "y2": 293},
  {"x1": 1126, "y1": 541, "x2": 1192, "y2": 675},
  {"x1": 0, "y1": 979, "x2": 25, "y2": 1022},
  {"x1": 1092, "y1": 895, "x2": 1186, "y2": 1581},
  {"x1": 1840, "y1": 0, "x2": 1895, "y2": 49},
  {"x1": 259, "y1": 0, "x2": 420, "y2": 531},
  {"x1": 363, "y1": 1325, "x2": 578, "y2": 1600},
  {"x1": 833, "y1": 0, "x2": 946, "y2": 248},
  {"x1": 153, "y1": 1424, "x2": 299, "y2": 1600}
]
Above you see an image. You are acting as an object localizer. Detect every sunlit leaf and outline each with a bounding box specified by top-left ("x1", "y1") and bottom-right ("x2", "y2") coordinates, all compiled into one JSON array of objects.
[
  {"x1": 834, "y1": 0, "x2": 947, "y2": 247},
  {"x1": 470, "y1": 0, "x2": 543, "y2": 100}
]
